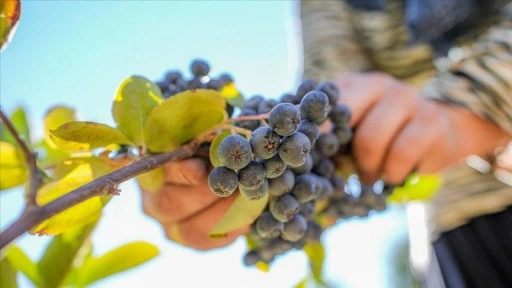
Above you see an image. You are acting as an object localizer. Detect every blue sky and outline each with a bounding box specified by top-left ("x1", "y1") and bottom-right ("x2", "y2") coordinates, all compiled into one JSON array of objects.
[{"x1": 1, "y1": 1, "x2": 409, "y2": 287}]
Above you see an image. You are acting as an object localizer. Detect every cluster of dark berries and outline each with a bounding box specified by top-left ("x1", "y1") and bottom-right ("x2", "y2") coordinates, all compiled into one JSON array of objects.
[
  {"x1": 155, "y1": 59, "x2": 235, "y2": 115},
  {"x1": 227, "y1": 80, "x2": 394, "y2": 266},
  {"x1": 154, "y1": 60, "x2": 395, "y2": 267}
]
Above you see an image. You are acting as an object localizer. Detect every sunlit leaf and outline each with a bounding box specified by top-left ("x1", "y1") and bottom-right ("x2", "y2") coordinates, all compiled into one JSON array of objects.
[
  {"x1": 0, "y1": 257, "x2": 17, "y2": 288},
  {"x1": 255, "y1": 261, "x2": 270, "y2": 272},
  {"x1": 0, "y1": 0, "x2": 20, "y2": 51},
  {"x1": 303, "y1": 242, "x2": 325, "y2": 284},
  {"x1": 43, "y1": 105, "x2": 76, "y2": 148},
  {"x1": 32, "y1": 161, "x2": 112, "y2": 235},
  {"x1": 50, "y1": 121, "x2": 133, "y2": 151},
  {"x1": 112, "y1": 76, "x2": 163, "y2": 146},
  {"x1": 209, "y1": 130, "x2": 231, "y2": 167},
  {"x1": 245, "y1": 234, "x2": 259, "y2": 251},
  {"x1": 0, "y1": 107, "x2": 31, "y2": 149},
  {"x1": 77, "y1": 241, "x2": 159, "y2": 287},
  {"x1": 144, "y1": 89, "x2": 227, "y2": 152},
  {"x1": 35, "y1": 139, "x2": 70, "y2": 169},
  {"x1": 11, "y1": 107, "x2": 31, "y2": 144},
  {"x1": 38, "y1": 221, "x2": 97, "y2": 288},
  {"x1": 220, "y1": 82, "x2": 245, "y2": 108},
  {"x1": 4, "y1": 245, "x2": 40, "y2": 286},
  {"x1": 0, "y1": 141, "x2": 27, "y2": 190},
  {"x1": 209, "y1": 193, "x2": 268, "y2": 238},
  {"x1": 295, "y1": 277, "x2": 309, "y2": 288},
  {"x1": 387, "y1": 174, "x2": 442, "y2": 203},
  {"x1": 136, "y1": 167, "x2": 164, "y2": 193},
  {"x1": 53, "y1": 156, "x2": 113, "y2": 180},
  {"x1": 60, "y1": 242, "x2": 93, "y2": 287}
]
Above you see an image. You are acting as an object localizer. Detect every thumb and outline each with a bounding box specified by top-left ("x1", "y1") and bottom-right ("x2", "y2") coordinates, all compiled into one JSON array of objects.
[{"x1": 163, "y1": 158, "x2": 209, "y2": 186}]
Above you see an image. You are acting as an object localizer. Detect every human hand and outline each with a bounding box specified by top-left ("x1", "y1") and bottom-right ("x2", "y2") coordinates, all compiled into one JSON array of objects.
[
  {"x1": 141, "y1": 158, "x2": 248, "y2": 250},
  {"x1": 335, "y1": 72, "x2": 511, "y2": 185}
]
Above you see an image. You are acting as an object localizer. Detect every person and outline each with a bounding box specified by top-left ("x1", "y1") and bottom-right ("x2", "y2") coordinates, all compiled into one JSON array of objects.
[{"x1": 142, "y1": 0, "x2": 512, "y2": 286}]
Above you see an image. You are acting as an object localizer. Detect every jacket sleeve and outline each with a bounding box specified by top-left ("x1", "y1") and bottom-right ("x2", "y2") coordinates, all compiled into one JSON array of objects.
[
  {"x1": 422, "y1": 18, "x2": 512, "y2": 134},
  {"x1": 299, "y1": 0, "x2": 371, "y2": 82}
]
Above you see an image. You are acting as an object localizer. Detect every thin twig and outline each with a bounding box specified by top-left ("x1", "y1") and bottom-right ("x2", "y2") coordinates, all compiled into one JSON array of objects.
[
  {"x1": 0, "y1": 107, "x2": 42, "y2": 206},
  {"x1": 230, "y1": 112, "x2": 270, "y2": 122},
  {"x1": 0, "y1": 139, "x2": 200, "y2": 249}
]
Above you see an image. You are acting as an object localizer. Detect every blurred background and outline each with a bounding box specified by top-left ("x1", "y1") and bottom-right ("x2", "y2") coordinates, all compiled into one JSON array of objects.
[{"x1": 1, "y1": 1, "x2": 413, "y2": 287}]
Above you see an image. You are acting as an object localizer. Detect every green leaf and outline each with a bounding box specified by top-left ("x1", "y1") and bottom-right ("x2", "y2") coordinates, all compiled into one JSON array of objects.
[
  {"x1": 32, "y1": 161, "x2": 111, "y2": 235},
  {"x1": 144, "y1": 89, "x2": 227, "y2": 152},
  {"x1": 38, "y1": 221, "x2": 97, "y2": 288},
  {"x1": 0, "y1": 257, "x2": 18, "y2": 288},
  {"x1": 77, "y1": 241, "x2": 159, "y2": 287},
  {"x1": 0, "y1": 141, "x2": 27, "y2": 190},
  {"x1": 112, "y1": 76, "x2": 163, "y2": 146},
  {"x1": 4, "y1": 245, "x2": 40, "y2": 286},
  {"x1": 49, "y1": 121, "x2": 133, "y2": 151},
  {"x1": 0, "y1": 107, "x2": 31, "y2": 149},
  {"x1": 295, "y1": 277, "x2": 308, "y2": 288},
  {"x1": 303, "y1": 242, "x2": 325, "y2": 284},
  {"x1": 0, "y1": 0, "x2": 20, "y2": 51},
  {"x1": 35, "y1": 139, "x2": 70, "y2": 169},
  {"x1": 136, "y1": 167, "x2": 164, "y2": 193},
  {"x1": 220, "y1": 82, "x2": 245, "y2": 108},
  {"x1": 43, "y1": 105, "x2": 77, "y2": 148},
  {"x1": 387, "y1": 174, "x2": 442, "y2": 203},
  {"x1": 209, "y1": 130, "x2": 231, "y2": 167},
  {"x1": 11, "y1": 107, "x2": 31, "y2": 146},
  {"x1": 209, "y1": 193, "x2": 268, "y2": 238},
  {"x1": 53, "y1": 156, "x2": 113, "y2": 180}
]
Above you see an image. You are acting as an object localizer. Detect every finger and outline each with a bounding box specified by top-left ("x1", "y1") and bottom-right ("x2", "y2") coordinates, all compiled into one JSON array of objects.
[
  {"x1": 336, "y1": 73, "x2": 392, "y2": 127},
  {"x1": 165, "y1": 196, "x2": 249, "y2": 250},
  {"x1": 383, "y1": 107, "x2": 439, "y2": 184},
  {"x1": 353, "y1": 97, "x2": 414, "y2": 183},
  {"x1": 142, "y1": 181, "x2": 219, "y2": 225},
  {"x1": 163, "y1": 158, "x2": 208, "y2": 185}
]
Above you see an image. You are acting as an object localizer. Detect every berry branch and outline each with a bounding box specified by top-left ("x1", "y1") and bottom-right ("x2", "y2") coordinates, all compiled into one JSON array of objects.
[{"x1": 0, "y1": 119, "x2": 208, "y2": 249}]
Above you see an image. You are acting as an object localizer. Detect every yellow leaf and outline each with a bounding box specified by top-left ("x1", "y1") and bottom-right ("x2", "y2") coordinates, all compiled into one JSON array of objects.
[
  {"x1": 255, "y1": 261, "x2": 270, "y2": 273},
  {"x1": 50, "y1": 121, "x2": 133, "y2": 151},
  {"x1": 144, "y1": 89, "x2": 227, "y2": 152},
  {"x1": 53, "y1": 156, "x2": 113, "y2": 180},
  {"x1": 209, "y1": 130, "x2": 231, "y2": 167},
  {"x1": 44, "y1": 106, "x2": 76, "y2": 149},
  {"x1": 387, "y1": 174, "x2": 442, "y2": 203},
  {"x1": 220, "y1": 83, "x2": 245, "y2": 107},
  {"x1": 0, "y1": 141, "x2": 27, "y2": 190},
  {"x1": 136, "y1": 167, "x2": 164, "y2": 193},
  {"x1": 303, "y1": 242, "x2": 325, "y2": 284},
  {"x1": 112, "y1": 76, "x2": 163, "y2": 146},
  {"x1": 35, "y1": 139, "x2": 70, "y2": 169},
  {"x1": 32, "y1": 162, "x2": 111, "y2": 235},
  {"x1": 0, "y1": 258, "x2": 17, "y2": 288},
  {"x1": 209, "y1": 193, "x2": 268, "y2": 238},
  {"x1": 0, "y1": 0, "x2": 20, "y2": 51},
  {"x1": 4, "y1": 245, "x2": 40, "y2": 286},
  {"x1": 77, "y1": 241, "x2": 159, "y2": 287},
  {"x1": 220, "y1": 83, "x2": 239, "y2": 99}
]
